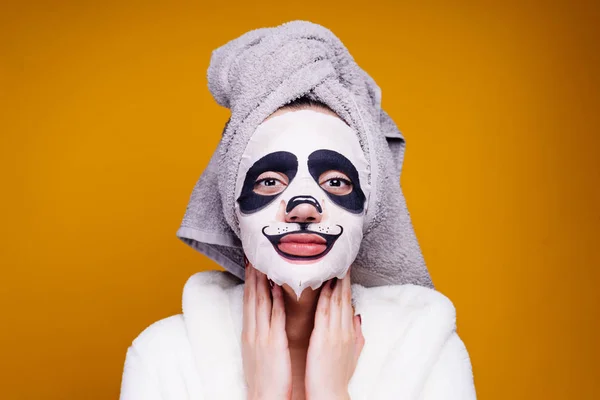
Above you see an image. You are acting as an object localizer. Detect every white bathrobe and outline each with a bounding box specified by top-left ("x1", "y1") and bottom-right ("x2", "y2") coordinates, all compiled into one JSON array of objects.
[{"x1": 119, "y1": 271, "x2": 476, "y2": 399}]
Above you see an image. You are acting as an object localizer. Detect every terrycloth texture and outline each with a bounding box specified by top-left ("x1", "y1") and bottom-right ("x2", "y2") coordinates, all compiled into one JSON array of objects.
[
  {"x1": 177, "y1": 20, "x2": 433, "y2": 288},
  {"x1": 119, "y1": 271, "x2": 476, "y2": 399}
]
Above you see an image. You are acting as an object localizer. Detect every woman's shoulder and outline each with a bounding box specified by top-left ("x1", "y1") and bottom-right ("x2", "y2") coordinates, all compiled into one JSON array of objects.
[
  {"x1": 351, "y1": 283, "x2": 461, "y2": 371},
  {"x1": 130, "y1": 270, "x2": 240, "y2": 352},
  {"x1": 352, "y1": 282, "x2": 457, "y2": 328},
  {"x1": 129, "y1": 314, "x2": 188, "y2": 354},
  {"x1": 183, "y1": 269, "x2": 243, "y2": 292},
  {"x1": 121, "y1": 271, "x2": 241, "y2": 399},
  {"x1": 349, "y1": 284, "x2": 474, "y2": 399}
]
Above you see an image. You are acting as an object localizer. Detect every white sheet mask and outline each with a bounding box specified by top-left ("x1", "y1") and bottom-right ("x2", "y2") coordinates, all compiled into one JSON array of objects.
[{"x1": 234, "y1": 109, "x2": 371, "y2": 299}]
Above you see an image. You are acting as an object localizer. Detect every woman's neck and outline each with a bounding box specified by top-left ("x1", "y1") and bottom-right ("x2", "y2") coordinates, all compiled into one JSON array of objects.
[{"x1": 282, "y1": 285, "x2": 321, "y2": 347}]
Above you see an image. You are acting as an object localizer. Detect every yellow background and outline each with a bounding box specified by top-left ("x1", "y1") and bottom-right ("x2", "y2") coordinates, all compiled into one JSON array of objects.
[{"x1": 1, "y1": 1, "x2": 599, "y2": 399}]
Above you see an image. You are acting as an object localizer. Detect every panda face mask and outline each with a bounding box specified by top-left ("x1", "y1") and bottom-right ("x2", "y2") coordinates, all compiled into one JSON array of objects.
[{"x1": 235, "y1": 109, "x2": 371, "y2": 299}]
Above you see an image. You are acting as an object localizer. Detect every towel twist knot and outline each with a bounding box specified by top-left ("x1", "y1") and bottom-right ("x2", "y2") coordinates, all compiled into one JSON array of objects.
[{"x1": 207, "y1": 20, "x2": 379, "y2": 115}]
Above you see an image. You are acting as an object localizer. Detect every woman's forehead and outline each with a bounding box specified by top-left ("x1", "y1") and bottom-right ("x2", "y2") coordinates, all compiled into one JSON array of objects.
[
  {"x1": 264, "y1": 104, "x2": 340, "y2": 121},
  {"x1": 247, "y1": 109, "x2": 364, "y2": 160}
]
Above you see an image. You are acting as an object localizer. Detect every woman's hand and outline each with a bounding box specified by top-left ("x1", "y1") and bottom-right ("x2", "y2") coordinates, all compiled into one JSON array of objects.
[
  {"x1": 241, "y1": 263, "x2": 292, "y2": 400},
  {"x1": 305, "y1": 269, "x2": 365, "y2": 400}
]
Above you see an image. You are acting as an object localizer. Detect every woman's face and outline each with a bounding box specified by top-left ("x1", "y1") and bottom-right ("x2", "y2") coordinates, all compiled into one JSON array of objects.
[{"x1": 234, "y1": 108, "x2": 370, "y2": 299}]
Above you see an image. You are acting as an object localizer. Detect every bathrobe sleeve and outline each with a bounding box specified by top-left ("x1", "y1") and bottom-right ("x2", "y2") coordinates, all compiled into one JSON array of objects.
[
  {"x1": 419, "y1": 332, "x2": 477, "y2": 400},
  {"x1": 120, "y1": 345, "x2": 164, "y2": 400},
  {"x1": 119, "y1": 315, "x2": 203, "y2": 400}
]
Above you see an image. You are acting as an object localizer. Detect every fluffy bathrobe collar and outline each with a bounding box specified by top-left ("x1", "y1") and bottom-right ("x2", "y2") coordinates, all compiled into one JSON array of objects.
[{"x1": 181, "y1": 271, "x2": 473, "y2": 400}]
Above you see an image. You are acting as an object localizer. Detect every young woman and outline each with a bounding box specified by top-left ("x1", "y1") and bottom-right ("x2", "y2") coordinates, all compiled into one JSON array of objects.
[{"x1": 119, "y1": 21, "x2": 476, "y2": 400}]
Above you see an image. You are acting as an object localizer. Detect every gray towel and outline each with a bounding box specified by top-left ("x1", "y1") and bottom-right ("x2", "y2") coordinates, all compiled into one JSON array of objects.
[{"x1": 177, "y1": 20, "x2": 433, "y2": 289}]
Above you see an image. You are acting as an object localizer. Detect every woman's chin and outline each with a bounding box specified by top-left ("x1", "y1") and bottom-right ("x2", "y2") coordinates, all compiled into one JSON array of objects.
[{"x1": 280, "y1": 282, "x2": 322, "y2": 302}]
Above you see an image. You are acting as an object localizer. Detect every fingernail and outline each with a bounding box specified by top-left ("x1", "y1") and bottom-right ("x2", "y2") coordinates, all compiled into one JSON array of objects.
[{"x1": 330, "y1": 278, "x2": 337, "y2": 289}]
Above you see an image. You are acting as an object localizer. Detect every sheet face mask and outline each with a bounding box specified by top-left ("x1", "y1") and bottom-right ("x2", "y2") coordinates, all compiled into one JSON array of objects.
[{"x1": 234, "y1": 109, "x2": 371, "y2": 299}]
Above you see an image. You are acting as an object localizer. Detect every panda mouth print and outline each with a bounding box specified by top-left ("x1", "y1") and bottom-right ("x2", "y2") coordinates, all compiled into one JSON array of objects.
[{"x1": 261, "y1": 224, "x2": 344, "y2": 261}]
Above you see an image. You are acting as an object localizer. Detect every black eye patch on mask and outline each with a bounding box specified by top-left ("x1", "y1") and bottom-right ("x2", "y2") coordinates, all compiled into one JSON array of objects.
[
  {"x1": 307, "y1": 149, "x2": 366, "y2": 214},
  {"x1": 237, "y1": 151, "x2": 298, "y2": 214}
]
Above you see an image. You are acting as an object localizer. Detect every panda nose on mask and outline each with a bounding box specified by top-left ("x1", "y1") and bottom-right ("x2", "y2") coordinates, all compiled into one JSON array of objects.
[{"x1": 285, "y1": 195, "x2": 322, "y2": 224}]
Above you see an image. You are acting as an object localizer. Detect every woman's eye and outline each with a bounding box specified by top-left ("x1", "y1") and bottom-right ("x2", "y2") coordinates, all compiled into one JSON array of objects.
[
  {"x1": 318, "y1": 170, "x2": 353, "y2": 196},
  {"x1": 262, "y1": 179, "x2": 278, "y2": 187},
  {"x1": 327, "y1": 179, "x2": 345, "y2": 187},
  {"x1": 253, "y1": 172, "x2": 289, "y2": 196}
]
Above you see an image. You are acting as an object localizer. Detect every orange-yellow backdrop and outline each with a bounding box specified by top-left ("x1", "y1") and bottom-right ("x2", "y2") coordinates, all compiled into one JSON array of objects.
[{"x1": 1, "y1": 1, "x2": 599, "y2": 399}]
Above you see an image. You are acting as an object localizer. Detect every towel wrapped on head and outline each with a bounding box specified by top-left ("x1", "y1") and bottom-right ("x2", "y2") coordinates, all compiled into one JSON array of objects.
[{"x1": 177, "y1": 20, "x2": 433, "y2": 289}]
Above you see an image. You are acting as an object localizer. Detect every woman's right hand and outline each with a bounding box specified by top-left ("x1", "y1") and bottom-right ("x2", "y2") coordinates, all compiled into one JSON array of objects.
[{"x1": 242, "y1": 263, "x2": 292, "y2": 400}]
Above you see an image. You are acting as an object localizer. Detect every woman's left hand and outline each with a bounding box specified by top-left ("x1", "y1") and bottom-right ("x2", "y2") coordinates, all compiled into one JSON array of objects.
[{"x1": 304, "y1": 268, "x2": 365, "y2": 400}]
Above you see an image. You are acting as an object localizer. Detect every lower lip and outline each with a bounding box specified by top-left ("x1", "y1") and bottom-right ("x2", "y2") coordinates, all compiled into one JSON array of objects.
[{"x1": 277, "y1": 242, "x2": 327, "y2": 256}]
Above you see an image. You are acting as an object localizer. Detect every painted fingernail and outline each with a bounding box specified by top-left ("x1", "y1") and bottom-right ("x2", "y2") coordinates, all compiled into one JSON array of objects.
[{"x1": 330, "y1": 278, "x2": 337, "y2": 289}]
